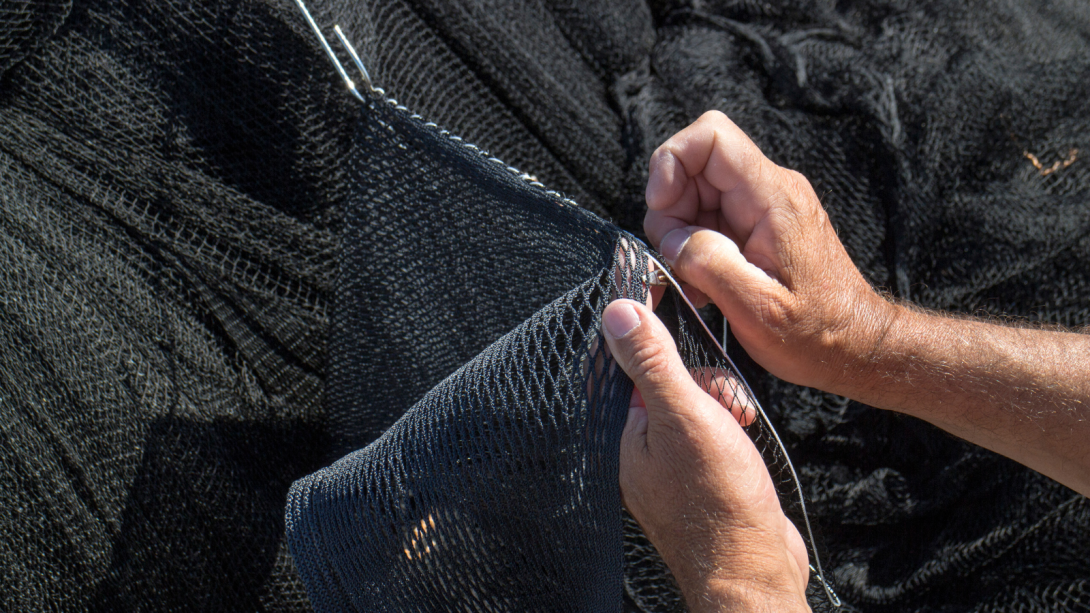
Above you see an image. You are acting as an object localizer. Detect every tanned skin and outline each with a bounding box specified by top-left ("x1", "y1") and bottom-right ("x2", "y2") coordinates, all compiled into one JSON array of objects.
[{"x1": 604, "y1": 110, "x2": 1090, "y2": 610}]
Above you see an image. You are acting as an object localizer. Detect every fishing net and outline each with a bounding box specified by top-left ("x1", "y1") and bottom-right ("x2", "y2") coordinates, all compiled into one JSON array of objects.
[
  {"x1": 1, "y1": 0, "x2": 1088, "y2": 611},
  {"x1": 287, "y1": 89, "x2": 834, "y2": 611}
]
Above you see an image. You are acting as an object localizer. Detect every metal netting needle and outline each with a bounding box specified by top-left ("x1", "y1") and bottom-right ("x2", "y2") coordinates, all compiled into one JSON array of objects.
[
  {"x1": 334, "y1": 25, "x2": 373, "y2": 91},
  {"x1": 293, "y1": 0, "x2": 363, "y2": 101},
  {"x1": 645, "y1": 252, "x2": 842, "y2": 608}
]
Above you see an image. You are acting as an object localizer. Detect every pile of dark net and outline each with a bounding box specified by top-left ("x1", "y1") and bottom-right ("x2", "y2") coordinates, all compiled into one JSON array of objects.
[{"x1": 1, "y1": 0, "x2": 1087, "y2": 611}]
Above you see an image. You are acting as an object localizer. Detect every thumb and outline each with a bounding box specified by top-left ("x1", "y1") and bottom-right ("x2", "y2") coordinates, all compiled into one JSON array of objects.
[
  {"x1": 601, "y1": 299, "x2": 709, "y2": 432},
  {"x1": 659, "y1": 226, "x2": 787, "y2": 327}
]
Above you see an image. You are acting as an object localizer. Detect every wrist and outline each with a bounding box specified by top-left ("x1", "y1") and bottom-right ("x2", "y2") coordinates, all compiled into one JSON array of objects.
[
  {"x1": 828, "y1": 295, "x2": 939, "y2": 415},
  {"x1": 819, "y1": 287, "x2": 905, "y2": 401}
]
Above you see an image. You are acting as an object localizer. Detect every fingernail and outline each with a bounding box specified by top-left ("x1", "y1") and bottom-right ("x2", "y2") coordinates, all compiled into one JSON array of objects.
[
  {"x1": 660, "y1": 228, "x2": 691, "y2": 264},
  {"x1": 603, "y1": 302, "x2": 641, "y2": 339}
]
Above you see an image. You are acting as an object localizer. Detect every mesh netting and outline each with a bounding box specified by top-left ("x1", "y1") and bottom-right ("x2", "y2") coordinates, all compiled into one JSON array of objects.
[
  {"x1": 1, "y1": 0, "x2": 1088, "y2": 611},
  {"x1": 323, "y1": 95, "x2": 624, "y2": 457},
  {"x1": 317, "y1": 1, "x2": 1090, "y2": 610},
  {"x1": 0, "y1": 0, "x2": 348, "y2": 609},
  {"x1": 0, "y1": 0, "x2": 70, "y2": 76},
  {"x1": 289, "y1": 87, "x2": 832, "y2": 610},
  {"x1": 289, "y1": 252, "x2": 646, "y2": 612}
]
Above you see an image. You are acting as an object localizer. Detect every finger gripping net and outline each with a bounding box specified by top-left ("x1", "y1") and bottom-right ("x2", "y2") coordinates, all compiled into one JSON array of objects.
[
  {"x1": 288, "y1": 250, "x2": 648, "y2": 612},
  {"x1": 283, "y1": 58, "x2": 833, "y2": 606}
]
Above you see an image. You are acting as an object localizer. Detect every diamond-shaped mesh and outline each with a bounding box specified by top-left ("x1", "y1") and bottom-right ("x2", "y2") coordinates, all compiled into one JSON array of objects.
[
  {"x1": 288, "y1": 247, "x2": 648, "y2": 612},
  {"x1": 2, "y1": 0, "x2": 1089, "y2": 611},
  {"x1": 287, "y1": 80, "x2": 833, "y2": 611}
]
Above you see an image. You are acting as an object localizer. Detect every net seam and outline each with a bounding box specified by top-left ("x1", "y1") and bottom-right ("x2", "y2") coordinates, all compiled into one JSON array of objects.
[{"x1": 376, "y1": 94, "x2": 583, "y2": 210}]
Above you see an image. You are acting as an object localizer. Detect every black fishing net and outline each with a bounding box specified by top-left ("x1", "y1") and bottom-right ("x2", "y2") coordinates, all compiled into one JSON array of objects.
[
  {"x1": 290, "y1": 192, "x2": 646, "y2": 610},
  {"x1": 1, "y1": 0, "x2": 1088, "y2": 611},
  {"x1": 288, "y1": 91, "x2": 832, "y2": 611}
]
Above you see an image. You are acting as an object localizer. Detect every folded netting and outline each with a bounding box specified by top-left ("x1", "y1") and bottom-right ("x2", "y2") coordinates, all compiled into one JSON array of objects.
[
  {"x1": 328, "y1": 2, "x2": 1090, "y2": 610},
  {"x1": 286, "y1": 87, "x2": 837, "y2": 611},
  {"x1": 0, "y1": 1, "x2": 350, "y2": 609},
  {"x1": 288, "y1": 91, "x2": 661, "y2": 611},
  {"x1": 288, "y1": 269, "x2": 641, "y2": 611},
  {"x1": 4, "y1": 0, "x2": 1089, "y2": 611}
]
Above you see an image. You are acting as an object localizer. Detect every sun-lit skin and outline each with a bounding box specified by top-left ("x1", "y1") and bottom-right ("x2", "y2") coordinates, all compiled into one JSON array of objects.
[
  {"x1": 604, "y1": 300, "x2": 811, "y2": 613},
  {"x1": 608, "y1": 110, "x2": 1090, "y2": 610}
]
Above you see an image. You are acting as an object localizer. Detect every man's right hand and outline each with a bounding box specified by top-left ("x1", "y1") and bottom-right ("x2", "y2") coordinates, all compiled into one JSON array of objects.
[
  {"x1": 644, "y1": 111, "x2": 1090, "y2": 499},
  {"x1": 643, "y1": 110, "x2": 896, "y2": 398}
]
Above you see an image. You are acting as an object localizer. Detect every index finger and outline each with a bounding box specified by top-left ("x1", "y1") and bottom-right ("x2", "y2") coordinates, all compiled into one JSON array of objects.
[{"x1": 645, "y1": 111, "x2": 782, "y2": 243}]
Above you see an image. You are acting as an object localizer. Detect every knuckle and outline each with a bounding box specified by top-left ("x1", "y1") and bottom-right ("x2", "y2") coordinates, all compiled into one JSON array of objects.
[
  {"x1": 696, "y1": 234, "x2": 734, "y2": 284},
  {"x1": 755, "y1": 290, "x2": 793, "y2": 333},
  {"x1": 792, "y1": 171, "x2": 821, "y2": 207},
  {"x1": 625, "y1": 337, "x2": 674, "y2": 386},
  {"x1": 782, "y1": 169, "x2": 814, "y2": 203},
  {"x1": 699, "y1": 109, "x2": 728, "y2": 125},
  {"x1": 740, "y1": 144, "x2": 765, "y2": 177},
  {"x1": 778, "y1": 169, "x2": 827, "y2": 226},
  {"x1": 649, "y1": 144, "x2": 672, "y2": 169}
]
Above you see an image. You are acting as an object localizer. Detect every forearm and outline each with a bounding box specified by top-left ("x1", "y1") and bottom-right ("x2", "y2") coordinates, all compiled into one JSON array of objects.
[{"x1": 835, "y1": 303, "x2": 1090, "y2": 497}]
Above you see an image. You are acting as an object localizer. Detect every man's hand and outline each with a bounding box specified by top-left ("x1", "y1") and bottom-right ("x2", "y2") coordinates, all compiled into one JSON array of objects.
[
  {"x1": 643, "y1": 110, "x2": 895, "y2": 396},
  {"x1": 643, "y1": 110, "x2": 1090, "y2": 498},
  {"x1": 602, "y1": 299, "x2": 811, "y2": 612}
]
